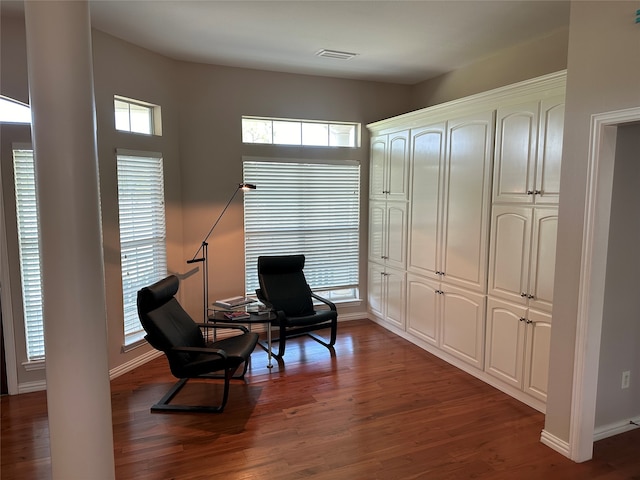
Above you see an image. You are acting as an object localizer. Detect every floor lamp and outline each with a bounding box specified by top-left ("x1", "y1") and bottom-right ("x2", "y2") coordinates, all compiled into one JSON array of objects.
[{"x1": 187, "y1": 182, "x2": 257, "y2": 321}]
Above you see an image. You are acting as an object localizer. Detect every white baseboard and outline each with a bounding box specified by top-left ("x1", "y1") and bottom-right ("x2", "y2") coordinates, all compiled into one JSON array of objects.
[
  {"x1": 18, "y1": 379, "x2": 47, "y2": 394},
  {"x1": 593, "y1": 417, "x2": 640, "y2": 441},
  {"x1": 540, "y1": 429, "x2": 571, "y2": 457},
  {"x1": 109, "y1": 348, "x2": 163, "y2": 380}
]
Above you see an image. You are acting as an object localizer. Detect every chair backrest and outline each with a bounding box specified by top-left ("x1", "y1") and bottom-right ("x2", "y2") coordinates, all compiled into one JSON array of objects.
[
  {"x1": 257, "y1": 255, "x2": 314, "y2": 317},
  {"x1": 137, "y1": 275, "x2": 206, "y2": 376}
]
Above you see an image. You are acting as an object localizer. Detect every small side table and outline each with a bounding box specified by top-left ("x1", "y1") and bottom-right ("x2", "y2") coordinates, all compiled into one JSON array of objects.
[{"x1": 208, "y1": 310, "x2": 276, "y2": 368}]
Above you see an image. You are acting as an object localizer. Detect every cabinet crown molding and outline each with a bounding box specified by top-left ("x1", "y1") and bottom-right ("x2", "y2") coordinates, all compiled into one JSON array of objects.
[{"x1": 368, "y1": 70, "x2": 566, "y2": 135}]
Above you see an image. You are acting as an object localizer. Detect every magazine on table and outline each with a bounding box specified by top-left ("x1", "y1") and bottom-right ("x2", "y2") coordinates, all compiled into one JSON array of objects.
[{"x1": 212, "y1": 296, "x2": 256, "y2": 309}]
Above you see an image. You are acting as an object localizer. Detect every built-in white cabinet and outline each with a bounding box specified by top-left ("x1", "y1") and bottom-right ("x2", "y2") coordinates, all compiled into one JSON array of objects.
[
  {"x1": 408, "y1": 111, "x2": 494, "y2": 293},
  {"x1": 369, "y1": 200, "x2": 407, "y2": 269},
  {"x1": 485, "y1": 297, "x2": 552, "y2": 402},
  {"x1": 367, "y1": 71, "x2": 566, "y2": 412},
  {"x1": 487, "y1": 205, "x2": 558, "y2": 313},
  {"x1": 370, "y1": 130, "x2": 410, "y2": 201},
  {"x1": 368, "y1": 263, "x2": 406, "y2": 330},
  {"x1": 492, "y1": 96, "x2": 565, "y2": 205},
  {"x1": 407, "y1": 274, "x2": 485, "y2": 368}
]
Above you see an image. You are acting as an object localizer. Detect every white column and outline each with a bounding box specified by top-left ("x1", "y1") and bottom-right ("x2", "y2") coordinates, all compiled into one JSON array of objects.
[{"x1": 23, "y1": 1, "x2": 115, "y2": 479}]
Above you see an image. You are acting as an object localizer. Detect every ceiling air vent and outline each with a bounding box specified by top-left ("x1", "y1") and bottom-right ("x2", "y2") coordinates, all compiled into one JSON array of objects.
[{"x1": 316, "y1": 49, "x2": 358, "y2": 60}]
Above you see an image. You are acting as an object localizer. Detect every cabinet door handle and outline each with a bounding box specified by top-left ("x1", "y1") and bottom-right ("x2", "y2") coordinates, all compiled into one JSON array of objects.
[
  {"x1": 526, "y1": 319, "x2": 533, "y2": 324},
  {"x1": 534, "y1": 190, "x2": 541, "y2": 195},
  {"x1": 527, "y1": 190, "x2": 534, "y2": 195},
  {"x1": 520, "y1": 292, "x2": 527, "y2": 297},
  {"x1": 519, "y1": 317, "x2": 526, "y2": 322},
  {"x1": 527, "y1": 294, "x2": 535, "y2": 299}
]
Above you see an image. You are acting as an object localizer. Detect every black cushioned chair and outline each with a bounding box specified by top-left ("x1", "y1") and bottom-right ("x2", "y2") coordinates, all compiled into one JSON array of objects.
[
  {"x1": 256, "y1": 255, "x2": 337, "y2": 357},
  {"x1": 137, "y1": 275, "x2": 259, "y2": 413}
]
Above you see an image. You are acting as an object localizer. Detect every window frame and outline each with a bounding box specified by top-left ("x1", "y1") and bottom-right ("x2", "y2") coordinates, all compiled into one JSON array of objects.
[
  {"x1": 116, "y1": 149, "x2": 168, "y2": 348},
  {"x1": 12, "y1": 146, "x2": 45, "y2": 362},
  {"x1": 242, "y1": 116, "x2": 360, "y2": 148},
  {"x1": 114, "y1": 95, "x2": 162, "y2": 136},
  {"x1": 243, "y1": 157, "x2": 361, "y2": 303}
]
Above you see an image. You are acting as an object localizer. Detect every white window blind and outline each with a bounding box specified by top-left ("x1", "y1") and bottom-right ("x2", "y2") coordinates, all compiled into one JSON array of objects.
[
  {"x1": 12, "y1": 148, "x2": 45, "y2": 360},
  {"x1": 243, "y1": 160, "x2": 360, "y2": 298},
  {"x1": 117, "y1": 152, "x2": 167, "y2": 345}
]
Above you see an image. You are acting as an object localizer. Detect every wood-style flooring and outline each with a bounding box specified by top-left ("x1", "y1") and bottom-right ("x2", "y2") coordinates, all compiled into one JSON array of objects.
[{"x1": 2, "y1": 319, "x2": 639, "y2": 479}]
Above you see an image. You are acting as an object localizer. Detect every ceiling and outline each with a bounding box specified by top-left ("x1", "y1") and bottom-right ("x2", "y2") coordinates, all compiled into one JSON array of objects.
[{"x1": 6, "y1": 1, "x2": 571, "y2": 85}]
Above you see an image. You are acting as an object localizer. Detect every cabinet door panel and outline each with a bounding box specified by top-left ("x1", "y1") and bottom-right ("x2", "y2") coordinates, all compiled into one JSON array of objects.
[
  {"x1": 407, "y1": 274, "x2": 440, "y2": 346},
  {"x1": 493, "y1": 102, "x2": 539, "y2": 203},
  {"x1": 535, "y1": 97, "x2": 564, "y2": 204},
  {"x1": 440, "y1": 285, "x2": 485, "y2": 368},
  {"x1": 442, "y1": 112, "x2": 494, "y2": 291},
  {"x1": 408, "y1": 124, "x2": 446, "y2": 277},
  {"x1": 523, "y1": 309, "x2": 552, "y2": 402},
  {"x1": 367, "y1": 263, "x2": 385, "y2": 318},
  {"x1": 387, "y1": 130, "x2": 410, "y2": 200},
  {"x1": 370, "y1": 135, "x2": 387, "y2": 199},
  {"x1": 368, "y1": 202, "x2": 386, "y2": 263},
  {"x1": 487, "y1": 206, "x2": 532, "y2": 304},
  {"x1": 386, "y1": 202, "x2": 407, "y2": 269},
  {"x1": 385, "y1": 268, "x2": 406, "y2": 329},
  {"x1": 528, "y1": 208, "x2": 558, "y2": 313},
  {"x1": 485, "y1": 298, "x2": 526, "y2": 389}
]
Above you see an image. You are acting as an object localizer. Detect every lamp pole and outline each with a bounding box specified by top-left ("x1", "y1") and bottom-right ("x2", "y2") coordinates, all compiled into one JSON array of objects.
[{"x1": 187, "y1": 183, "x2": 256, "y2": 321}]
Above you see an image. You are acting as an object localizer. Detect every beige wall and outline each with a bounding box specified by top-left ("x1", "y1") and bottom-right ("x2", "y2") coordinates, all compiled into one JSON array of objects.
[
  {"x1": 410, "y1": 27, "x2": 569, "y2": 109},
  {"x1": 91, "y1": 30, "x2": 185, "y2": 369},
  {"x1": 545, "y1": 0, "x2": 640, "y2": 444},
  {"x1": 174, "y1": 62, "x2": 412, "y2": 318}
]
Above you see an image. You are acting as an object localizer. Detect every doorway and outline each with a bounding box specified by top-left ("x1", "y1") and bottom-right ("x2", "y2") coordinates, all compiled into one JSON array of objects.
[{"x1": 570, "y1": 108, "x2": 640, "y2": 462}]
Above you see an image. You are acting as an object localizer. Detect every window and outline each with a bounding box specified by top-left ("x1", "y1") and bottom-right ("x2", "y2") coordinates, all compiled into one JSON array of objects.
[
  {"x1": 114, "y1": 96, "x2": 162, "y2": 135},
  {"x1": 242, "y1": 116, "x2": 359, "y2": 147},
  {"x1": 12, "y1": 148, "x2": 45, "y2": 361},
  {"x1": 116, "y1": 151, "x2": 167, "y2": 346},
  {"x1": 1, "y1": 96, "x2": 31, "y2": 124},
  {"x1": 243, "y1": 160, "x2": 360, "y2": 301}
]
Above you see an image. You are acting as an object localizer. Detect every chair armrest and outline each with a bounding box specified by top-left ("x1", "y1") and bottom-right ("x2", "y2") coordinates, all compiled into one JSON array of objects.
[
  {"x1": 311, "y1": 292, "x2": 337, "y2": 311},
  {"x1": 196, "y1": 323, "x2": 250, "y2": 334},
  {"x1": 255, "y1": 289, "x2": 275, "y2": 310},
  {"x1": 171, "y1": 346, "x2": 227, "y2": 360}
]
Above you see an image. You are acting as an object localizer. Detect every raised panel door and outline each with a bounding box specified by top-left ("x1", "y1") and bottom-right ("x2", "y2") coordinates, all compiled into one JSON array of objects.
[
  {"x1": 441, "y1": 111, "x2": 495, "y2": 291},
  {"x1": 408, "y1": 124, "x2": 446, "y2": 278},
  {"x1": 367, "y1": 263, "x2": 385, "y2": 318},
  {"x1": 535, "y1": 96, "x2": 565, "y2": 205},
  {"x1": 406, "y1": 274, "x2": 440, "y2": 346},
  {"x1": 440, "y1": 284, "x2": 486, "y2": 368},
  {"x1": 368, "y1": 201, "x2": 386, "y2": 263},
  {"x1": 384, "y1": 267, "x2": 406, "y2": 329},
  {"x1": 387, "y1": 130, "x2": 410, "y2": 201},
  {"x1": 523, "y1": 308, "x2": 552, "y2": 402},
  {"x1": 487, "y1": 206, "x2": 532, "y2": 305},
  {"x1": 528, "y1": 207, "x2": 558, "y2": 313},
  {"x1": 386, "y1": 201, "x2": 407, "y2": 269},
  {"x1": 485, "y1": 297, "x2": 527, "y2": 389},
  {"x1": 493, "y1": 102, "x2": 539, "y2": 203},
  {"x1": 370, "y1": 135, "x2": 387, "y2": 199}
]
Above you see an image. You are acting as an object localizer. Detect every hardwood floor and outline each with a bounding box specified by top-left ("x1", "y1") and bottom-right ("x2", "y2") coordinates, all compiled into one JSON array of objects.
[{"x1": 2, "y1": 319, "x2": 639, "y2": 479}]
